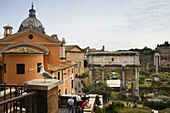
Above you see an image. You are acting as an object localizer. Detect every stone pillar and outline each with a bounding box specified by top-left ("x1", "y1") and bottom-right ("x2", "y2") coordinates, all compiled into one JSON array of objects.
[
  {"x1": 122, "y1": 66, "x2": 125, "y2": 88},
  {"x1": 154, "y1": 53, "x2": 160, "y2": 75},
  {"x1": 101, "y1": 66, "x2": 104, "y2": 82},
  {"x1": 89, "y1": 65, "x2": 93, "y2": 84},
  {"x1": 24, "y1": 79, "x2": 62, "y2": 113},
  {"x1": 121, "y1": 65, "x2": 126, "y2": 98},
  {"x1": 134, "y1": 67, "x2": 139, "y2": 99}
]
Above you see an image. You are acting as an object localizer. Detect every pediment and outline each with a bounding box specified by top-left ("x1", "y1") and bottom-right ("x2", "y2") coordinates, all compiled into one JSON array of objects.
[
  {"x1": 0, "y1": 28, "x2": 62, "y2": 44},
  {"x1": 0, "y1": 41, "x2": 50, "y2": 54},
  {"x1": 65, "y1": 45, "x2": 83, "y2": 52}
]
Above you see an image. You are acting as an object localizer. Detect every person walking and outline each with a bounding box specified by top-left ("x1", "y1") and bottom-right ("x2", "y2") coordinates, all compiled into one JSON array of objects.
[
  {"x1": 75, "y1": 93, "x2": 82, "y2": 113},
  {"x1": 67, "y1": 96, "x2": 74, "y2": 113},
  {"x1": 127, "y1": 100, "x2": 129, "y2": 107},
  {"x1": 96, "y1": 95, "x2": 101, "y2": 106}
]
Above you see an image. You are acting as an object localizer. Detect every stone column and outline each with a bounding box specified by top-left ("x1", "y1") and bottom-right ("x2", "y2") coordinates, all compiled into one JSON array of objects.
[
  {"x1": 122, "y1": 66, "x2": 125, "y2": 88},
  {"x1": 154, "y1": 53, "x2": 160, "y2": 75},
  {"x1": 89, "y1": 65, "x2": 93, "y2": 84},
  {"x1": 121, "y1": 65, "x2": 126, "y2": 98},
  {"x1": 134, "y1": 67, "x2": 139, "y2": 99},
  {"x1": 101, "y1": 66, "x2": 105, "y2": 82},
  {"x1": 24, "y1": 79, "x2": 62, "y2": 113}
]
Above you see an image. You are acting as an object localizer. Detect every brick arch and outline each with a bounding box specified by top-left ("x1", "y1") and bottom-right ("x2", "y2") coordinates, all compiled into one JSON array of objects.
[{"x1": 0, "y1": 41, "x2": 50, "y2": 54}]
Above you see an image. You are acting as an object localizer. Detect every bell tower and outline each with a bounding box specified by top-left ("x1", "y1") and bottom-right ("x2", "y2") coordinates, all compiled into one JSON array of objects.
[{"x1": 3, "y1": 25, "x2": 13, "y2": 38}]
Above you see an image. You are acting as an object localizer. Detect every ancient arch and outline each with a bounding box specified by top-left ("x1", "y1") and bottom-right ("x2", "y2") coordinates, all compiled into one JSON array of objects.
[{"x1": 88, "y1": 52, "x2": 140, "y2": 99}]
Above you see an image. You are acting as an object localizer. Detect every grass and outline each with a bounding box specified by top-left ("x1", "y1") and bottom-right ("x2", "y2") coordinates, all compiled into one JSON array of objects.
[
  {"x1": 139, "y1": 84, "x2": 151, "y2": 87},
  {"x1": 118, "y1": 107, "x2": 152, "y2": 113},
  {"x1": 159, "y1": 108, "x2": 170, "y2": 113}
]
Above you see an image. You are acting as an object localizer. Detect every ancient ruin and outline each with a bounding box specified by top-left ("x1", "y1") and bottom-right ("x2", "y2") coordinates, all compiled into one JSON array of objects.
[{"x1": 88, "y1": 51, "x2": 140, "y2": 99}]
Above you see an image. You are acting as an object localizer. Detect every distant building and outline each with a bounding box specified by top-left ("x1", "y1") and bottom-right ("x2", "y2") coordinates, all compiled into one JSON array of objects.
[
  {"x1": 65, "y1": 45, "x2": 84, "y2": 76},
  {"x1": 156, "y1": 41, "x2": 170, "y2": 67},
  {"x1": 0, "y1": 5, "x2": 75, "y2": 94}
]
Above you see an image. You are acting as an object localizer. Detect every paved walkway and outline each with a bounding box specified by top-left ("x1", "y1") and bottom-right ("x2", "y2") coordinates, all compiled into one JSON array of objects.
[{"x1": 59, "y1": 106, "x2": 76, "y2": 113}]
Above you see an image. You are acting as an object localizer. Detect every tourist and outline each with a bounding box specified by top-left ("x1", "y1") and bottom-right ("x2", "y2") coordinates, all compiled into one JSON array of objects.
[
  {"x1": 133, "y1": 102, "x2": 137, "y2": 108},
  {"x1": 127, "y1": 100, "x2": 129, "y2": 106},
  {"x1": 58, "y1": 89, "x2": 62, "y2": 108},
  {"x1": 96, "y1": 95, "x2": 101, "y2": 106},
  {"x1": 81, "y1": 99, "x2": 91, "y2": 113},
  {"x1": 75, "y1": 93, "x2": 82, "y2": 113},
  {"x1": 67, "y1": 96, "x2": 74, "y2": 113},
  {"x1": 129, "y1": 102, "x2": 131, "y2": 107}
]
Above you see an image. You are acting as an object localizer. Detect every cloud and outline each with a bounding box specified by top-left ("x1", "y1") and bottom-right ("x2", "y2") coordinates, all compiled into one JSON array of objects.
[{"x1": 0, "y1": 0, "x2": 170, "y2": 50}]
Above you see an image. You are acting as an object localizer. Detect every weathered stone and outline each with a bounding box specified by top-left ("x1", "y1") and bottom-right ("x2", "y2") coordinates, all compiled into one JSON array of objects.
[{"x1": 88, "y1": 51, "x2": 140, "y2": 98}]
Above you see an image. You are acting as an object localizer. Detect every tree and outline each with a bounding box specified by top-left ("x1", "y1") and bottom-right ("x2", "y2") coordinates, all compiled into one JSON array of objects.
[{"x1": 83, "y1": 81, "x2": 112, "y2": 101}]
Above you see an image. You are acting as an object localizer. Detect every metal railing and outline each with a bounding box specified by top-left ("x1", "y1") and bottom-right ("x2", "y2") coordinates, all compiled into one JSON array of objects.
[
  {"x1": 0, "y1": 84, "x2": 25, "y2": 100},
  {"x1": 0, "y1": 84, "x2": 38, "y2": 113},
  {"x1": 0, "y1": 91, "x2": 37, "y2": 113}
]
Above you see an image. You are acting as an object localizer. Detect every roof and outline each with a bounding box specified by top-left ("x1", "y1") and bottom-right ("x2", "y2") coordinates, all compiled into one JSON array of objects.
[
  {"x1": 2, "y1": 46, "x2": 44, "y2": 54},
  {"x1": 48, "y1": 62, "x2": 76, "y2": 72},
  {"x1": 65, "y1": 45, "x2": 83, "y2": 52}
]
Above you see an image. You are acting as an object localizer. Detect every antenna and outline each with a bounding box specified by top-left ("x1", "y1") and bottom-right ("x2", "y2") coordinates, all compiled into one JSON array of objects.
[{"x1": 31, "y1": 2, "x2": 34, "y2": 9}]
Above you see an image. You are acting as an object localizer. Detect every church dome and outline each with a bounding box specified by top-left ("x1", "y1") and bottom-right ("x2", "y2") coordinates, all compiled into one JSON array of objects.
[{"x1": 18, "y1": 4, "x2": 45, "y2": 33}]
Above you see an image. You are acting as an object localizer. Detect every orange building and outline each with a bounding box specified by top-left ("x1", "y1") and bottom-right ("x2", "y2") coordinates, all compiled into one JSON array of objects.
[{"x1": 0, "y1": 5, "x2": 75, "y2": 94}]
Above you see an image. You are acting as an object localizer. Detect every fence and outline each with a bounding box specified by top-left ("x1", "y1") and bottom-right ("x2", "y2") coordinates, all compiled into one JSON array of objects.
[{"x1": 0, "y1": 84, "x2": 37, "y2": 113}]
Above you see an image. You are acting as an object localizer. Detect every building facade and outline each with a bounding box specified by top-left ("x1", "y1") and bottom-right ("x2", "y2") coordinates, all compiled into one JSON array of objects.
[
  {"x1": 0, "y1": 5, "x2": 75, "y2": 94},
  {"x1": 65, "y1": 45, "x2": 84, "y2": 76}
]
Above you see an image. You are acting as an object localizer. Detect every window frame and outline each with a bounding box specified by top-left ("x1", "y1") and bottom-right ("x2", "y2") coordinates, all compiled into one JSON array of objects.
[
  {"x1": 58, "y1": 72, "x2": 60, "y2": 80},
  {"x1": 37, "y1": 63, "x2": 42, "y2": 73},
  {"x1": 17, "y1": 64, "x2": 25, "y2": 74}
]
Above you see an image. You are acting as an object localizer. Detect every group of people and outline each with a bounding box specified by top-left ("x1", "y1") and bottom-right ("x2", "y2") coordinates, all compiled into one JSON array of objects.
[
  {"x1": 67, "y1": 93, "x2": 91, "y2": 113},
  {"x1": 58, "y1": 90, "x2": 101, "y2": 113},
  {"x1": 126, "y1": 100, "x2": 137, "y2": 108}
]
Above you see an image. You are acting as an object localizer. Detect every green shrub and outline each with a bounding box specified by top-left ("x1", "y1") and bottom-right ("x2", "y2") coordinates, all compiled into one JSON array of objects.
[
  {"x1": 94, "y1": 106, "x2": 103, "y2": 113},
  {"x1": 83, "y1": 81, "x2": 112, "y2": 101},
  {"x1": 81, "y1": 71, "x2": 89, "y2": 77},
  {"x1": 139, "y1": 77, "x2": 145, "y2": 84},
  {"x1": 143, "y1": 101, "x2": 170, "y2": 110},
  {"x1": 103, "y1": 102, "x2": 124, "y2": 113},
  {"x1": 107, "y1": 73, "x2": 110, "y2": 79},
  {"x1": 115, "y1": 73, "x2": 120, "y2": 78}
]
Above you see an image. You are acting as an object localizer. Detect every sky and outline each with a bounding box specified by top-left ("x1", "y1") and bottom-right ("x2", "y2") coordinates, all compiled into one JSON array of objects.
[{"x1": 0, "y1": 0, "x2": 170, "y2": 51}]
